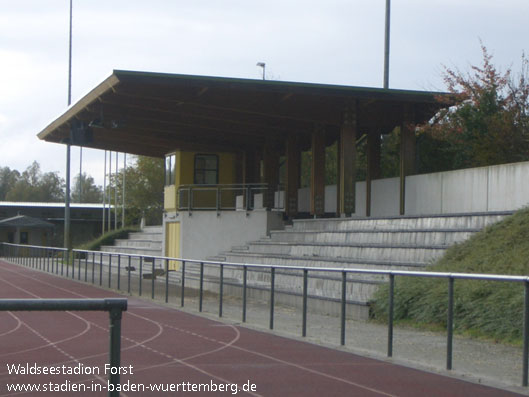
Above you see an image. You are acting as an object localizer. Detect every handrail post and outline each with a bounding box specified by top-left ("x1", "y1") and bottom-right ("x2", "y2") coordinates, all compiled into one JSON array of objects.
[
  {"x1": 139, "y1": 256, "x2": 143, "y2": 296},
  {"x1": 447, "y1": 277, "x2": 454, "y2": 370},
  {"x1": 270, "y1": 267, "x2": 275, "y2": 330},
  {"x1": 181, "y1": 261, "x2": 186, "y2": 307},
  {"x1": 165, "y1": 259, "x2": 169, "y2": 303},
  {"x1": 77, "y1": 251, "x2": 81, "y2": 280},
  {"x1": 219, "y1": 264, "x2": 224, "y2": 317},
  {"x1": 302, "y1": 269, "x2": 308, "y2": 337},
  {"x1": 151, "y1": 258, "x2": 156, "y2": 299},
  {"x1": 117, "y1": 254, "x2": 121, "y2": 291},
  {"x1": 341, "y1": 271, "x2": 347, "y2": 346},
  {"x1": 523, "y1": 280, "x2": 529, "y2": 387},
  {"x1": 242, "y1": 266, "x2": 247, "y2": 322},
  {"x1": 99, "y1": 252, "x2": 103, "y2": 286},
  {"x1": 84, "y1": 252, "x2": 88, "y2": 282},
  {"x1": 92, "y1": 252, "x2": 95, "y2": 284},
  {"x1": 108, "y1": 305, "x2": 124, "y2": 397},
  {"x1": 388, "y1": 274, "x2": 395, "y2": 357},
  {"x1": 246, "y1": 186, "x2": 251, "y2": 211},
  {"x1": 108, "y1": 254, "x2": 112, "y2": 289},
  {"x1": 199, "y1": 262, "x2": 204, "y2": 312},
  {"x1": 127, "y1": 256, "x2": 131, "y2": 293}
]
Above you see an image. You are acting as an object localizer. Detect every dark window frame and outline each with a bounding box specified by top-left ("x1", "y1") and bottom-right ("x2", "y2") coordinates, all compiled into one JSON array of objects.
[
  {"x1": 194, "y1": 154, "x2": 219, "y2": 185},
  {"x1": 165, "y1": 154, "x2": 176, "y2": 186},
  {"x1": 20, "y1": 231, "x2": 29, "y2": 245}
]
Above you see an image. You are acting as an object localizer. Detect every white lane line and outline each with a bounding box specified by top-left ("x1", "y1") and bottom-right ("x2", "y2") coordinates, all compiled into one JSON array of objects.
[{"x1": 1, "y1": 264, "x2": 261, "y2": 396}]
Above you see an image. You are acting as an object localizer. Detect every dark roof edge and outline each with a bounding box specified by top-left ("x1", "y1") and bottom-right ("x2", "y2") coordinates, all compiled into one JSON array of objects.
[{"x1": 112, "y1": 69, "x2": 447, "y2": 99}]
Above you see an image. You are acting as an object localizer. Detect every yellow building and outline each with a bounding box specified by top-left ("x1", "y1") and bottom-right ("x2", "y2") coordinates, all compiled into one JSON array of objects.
[{"x1": 163, "y1": 150, "x2": 237, "y2": 267}]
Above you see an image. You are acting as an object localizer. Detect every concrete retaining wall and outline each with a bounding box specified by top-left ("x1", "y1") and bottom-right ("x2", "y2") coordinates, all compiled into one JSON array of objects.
[
  {"x1": 317, "y1": 161, "x2": 529, "y2": 216},
  {"x1": 164, "y1": 210, "x2": 284, "y2": 261}
]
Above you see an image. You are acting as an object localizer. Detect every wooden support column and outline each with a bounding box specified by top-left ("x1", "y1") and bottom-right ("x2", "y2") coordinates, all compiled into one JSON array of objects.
[
  {"x1": 243, "y1": 148, "x2": 259, "y2": 184},
  {"x1": 285, "y1": 134, "x2": 300, "y2": 218},
  {"x1": 263, "y1": 143, "x2": 280, "y2": 210},
  {"x1": 338, "y1": 101, "x2": 358, "y2": 217},
  {"x1": 366, "y1": 130, "x2": 381, "y2": 217},
  {"x1": 311, "y1": 125, "x2": 325, "y2": 217},
  {"x1": 399, "y1": 104, "x2": 416, "y2": 215},
  {"x1": 242, "y1": 148, "x2": 259, "y2": 210}
]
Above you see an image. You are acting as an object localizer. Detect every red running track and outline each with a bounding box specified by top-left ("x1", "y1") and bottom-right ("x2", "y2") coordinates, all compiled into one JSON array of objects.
[{"x1": 0, "y1": 259, "x2": 523, "y2": 397}]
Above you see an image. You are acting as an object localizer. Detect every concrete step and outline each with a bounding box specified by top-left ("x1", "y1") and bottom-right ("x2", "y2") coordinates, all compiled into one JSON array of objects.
[
  {"x1": 99, "y1": 245, "x2": 162, "y2": 257},
  {"x1": 240, "y1": 242, "x2": 446, "y2": 263},
  {"x1": 291, "y1": 212, "x2": 511, "y2": 232},
  {"x1": 222, "y1": 251, "x2": 428, "y2": 270},
  {"x1": 141, "y1": 225, "x2": 163, "y2": 233},
  {"x1": 128, "y1": 232, "x2": 162, "y2": 241},
  {"x1": 268, "y1": 229, "x2": 477, "y2": 246},
  {"x1": 113, "y1": 239, "x2": 163, "y2": 250},
  {"x1": 220, "y1": 265, "x2": 383, "y2": 308}
]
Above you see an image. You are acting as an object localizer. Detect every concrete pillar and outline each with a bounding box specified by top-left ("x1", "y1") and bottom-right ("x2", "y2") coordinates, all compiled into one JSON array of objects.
[
  {"x1": 311, "y1": 125, "x2": 326, "y2": 217},
  {"x1": 337, "y1": 101, "x2": 358, "y2": 217},
  {"x1": 399, "y1": 104, "x2": 416, "y2": 215},
  {"x1": 285, "y1": 134, "x2": 301, "y2": 218}
]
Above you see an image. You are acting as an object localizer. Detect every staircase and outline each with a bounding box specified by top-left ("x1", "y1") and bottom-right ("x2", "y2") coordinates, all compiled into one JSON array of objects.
[
  {"x1": 100, "y1": 226, "x2": 163, "y2": 257},
  {"x1": 217, "y1": 212, "x2": 512, "y2": 319}
]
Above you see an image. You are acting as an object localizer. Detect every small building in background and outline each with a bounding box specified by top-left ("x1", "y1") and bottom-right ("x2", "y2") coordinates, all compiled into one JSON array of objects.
[
  {"x1": 0, "y1": 202, "x2": 107, "y2": 246},
  {"x1": 0, "y1": 214, "x2": 54, "y2": 246}
]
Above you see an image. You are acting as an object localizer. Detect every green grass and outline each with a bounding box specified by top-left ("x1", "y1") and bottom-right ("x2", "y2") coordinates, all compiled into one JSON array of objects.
[
  {"x1": 371, "y1": 206, "x2": 529, "y2": 344},
  {"x1": 77, "y1": 227, "x2": 140, "y2": 252}
]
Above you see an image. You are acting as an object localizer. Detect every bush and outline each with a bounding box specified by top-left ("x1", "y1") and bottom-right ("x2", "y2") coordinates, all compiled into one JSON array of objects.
[
  {"x1": 371, "y1": 207, "x2": 529, "y2": 344},
  {"x1": 77, "y1": 227, "x2": 139, "y2": 252}
]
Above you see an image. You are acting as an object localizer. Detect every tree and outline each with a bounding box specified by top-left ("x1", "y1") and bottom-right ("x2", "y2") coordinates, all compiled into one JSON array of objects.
[
  {"x1": 112, "y1": 156, "x2": 164, "y2": 226},
  {"x1": 5, "y1": 161, "x2": 65, "y2": 202},
  {"x1": 0, "y1": 167, "x2": 20, "y2": 200},
  {"x1": 71, "y1": 173, "x2": 103, "y2": 203},
  {"x1": 418, "y1": 45, "x2": 529, "y2": 170}
]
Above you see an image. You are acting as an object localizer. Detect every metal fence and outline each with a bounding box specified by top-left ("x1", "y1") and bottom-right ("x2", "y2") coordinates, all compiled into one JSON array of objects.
[
  {"x1": 176, "y1": 183, "x2": 284, "y2": 213},
  {"x1": 2, "y1": 242, "x2": 529, "y2": 386},
  {"x1": 0, "y1": 296, "x2": 127, "y2": 397}
]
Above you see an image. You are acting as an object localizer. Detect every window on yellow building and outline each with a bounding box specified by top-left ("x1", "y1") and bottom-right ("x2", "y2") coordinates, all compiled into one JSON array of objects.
[
  {"x1": 165, "y1": 154, "x2": 176, "y2": 186},
  {"x1": 194, "y1": 154, "x2": 218, "y2": 185}
]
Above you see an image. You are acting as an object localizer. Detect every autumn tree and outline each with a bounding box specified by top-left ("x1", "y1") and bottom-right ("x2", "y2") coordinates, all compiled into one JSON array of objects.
[{"x1": 419, "y1": 45, "x2": 529, "y2": 170}]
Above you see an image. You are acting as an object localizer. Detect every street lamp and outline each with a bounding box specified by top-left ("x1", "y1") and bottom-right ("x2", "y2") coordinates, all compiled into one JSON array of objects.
[{"x1": 256, "y1": 62, "x2": 266, "y2": 80}]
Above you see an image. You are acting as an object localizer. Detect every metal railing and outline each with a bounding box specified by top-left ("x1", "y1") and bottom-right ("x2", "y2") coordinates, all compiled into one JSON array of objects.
[
  {"x1": 2, "y1": 242, "x2": 529, "y2": 386},
  {"x1": 176, "y1": 183, "x2": 284, "y2": 213},
  {"x1": 0, "y1": 297, "x2": 127, "y2": 397}
]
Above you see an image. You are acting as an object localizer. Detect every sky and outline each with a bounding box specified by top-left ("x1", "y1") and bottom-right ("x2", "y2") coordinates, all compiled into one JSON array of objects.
[{"x1": 1, "y1": 0, "x2": 528, "y2": 188}]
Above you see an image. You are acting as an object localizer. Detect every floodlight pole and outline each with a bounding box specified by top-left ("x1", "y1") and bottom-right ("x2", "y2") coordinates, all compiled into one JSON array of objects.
[
  {"x1": 64, "y1": 0, "x2": 73, "y2": 251},
  {"x1": 383, "y1": 0, "x2": 391, "y2": 89},
  {"x1": 122, "y1": 154, "x2": 126, "y2": 228}
]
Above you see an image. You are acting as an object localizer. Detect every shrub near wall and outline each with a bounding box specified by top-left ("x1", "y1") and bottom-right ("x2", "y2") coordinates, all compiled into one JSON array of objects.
[{"x1": 371, "y1": 207, "x2": 529, "y2": 344}]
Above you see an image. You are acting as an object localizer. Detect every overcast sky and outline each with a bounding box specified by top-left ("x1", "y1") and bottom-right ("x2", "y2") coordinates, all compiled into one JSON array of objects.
[{"x1": 1, "y1": 0, "x2": 528, "y2": 188}]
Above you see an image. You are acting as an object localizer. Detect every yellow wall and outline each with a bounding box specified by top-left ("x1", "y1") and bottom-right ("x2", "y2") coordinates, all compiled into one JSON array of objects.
[
  {"x1": 165, "y1": 221, "x2": 180, "y2": 271},
  {"x1": 164, "y1": 185, "x2": 176, "y2": 211},
  {"x1": 164, "y1": 150, "x2": 237, "y2": 211}
]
